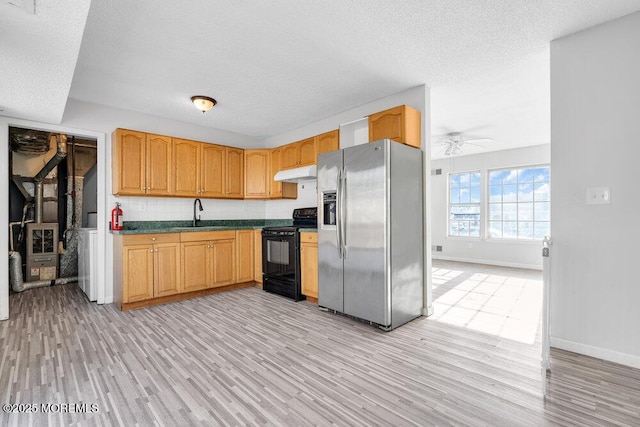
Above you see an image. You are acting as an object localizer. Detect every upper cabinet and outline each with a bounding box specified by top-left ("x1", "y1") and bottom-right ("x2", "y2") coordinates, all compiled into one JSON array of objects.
[
  {"x1": 201, "y1": 143, "x2": 226, "y2": 198},
  {"x1": 269, "y1": 148, "x2": 297, "y2": 199},
  {"x1": 368, "y1": 105, "x2": 421, "y2": 148},
  {"x1": 225, "y1": 147, "x2": 244, "y2": 199},
  {"x1": 244, "y1": 150, "x2": 270, "y2": 199},
  {"x1": 113, "y1": 129, "x2": 172, "y2": 196},
  {"x1": 281, "y1": 137, "x2": 316, "y2": 170},
  {"x1": 172, "y1": 138, "x2": 201, "y2": 197},
  {"x1": 146, "y1": 134, "x2": 172, "y2": 196},
  {"x1": 315, "y1": 130, "x2": 339, "y2": 160}
]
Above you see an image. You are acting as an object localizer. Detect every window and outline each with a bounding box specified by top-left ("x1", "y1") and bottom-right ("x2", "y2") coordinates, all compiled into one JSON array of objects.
[
  {"x1": 488, "y1": 166, "x2": 550, "y2": 239},
  {"x1": 449, "y1": 171, "x2": 481, "y2": 237}
]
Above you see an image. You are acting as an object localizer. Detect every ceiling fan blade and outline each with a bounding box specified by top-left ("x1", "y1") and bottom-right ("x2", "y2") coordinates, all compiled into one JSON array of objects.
[
  {"x1": 444, "y1": 146, "x2": 453, "y2": 156},
  {"x1": 462, "y1": 137, "x2": 493, "y2": 143}
]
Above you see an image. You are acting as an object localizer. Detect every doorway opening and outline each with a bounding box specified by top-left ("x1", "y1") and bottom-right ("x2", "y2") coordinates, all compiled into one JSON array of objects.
[{"x1": 8, "y1": 126, "x2": 97, "y2": 300}]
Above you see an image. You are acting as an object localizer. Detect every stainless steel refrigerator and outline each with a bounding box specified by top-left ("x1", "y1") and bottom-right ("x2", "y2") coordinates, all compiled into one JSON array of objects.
[{"x1": 317, "y1": 139, "x2": 424, "y2": 331}]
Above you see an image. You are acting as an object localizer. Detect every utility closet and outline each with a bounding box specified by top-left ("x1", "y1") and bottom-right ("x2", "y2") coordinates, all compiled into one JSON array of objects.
[{"x1": 8, "y1": 127, "x2": 97, "y2": 292}]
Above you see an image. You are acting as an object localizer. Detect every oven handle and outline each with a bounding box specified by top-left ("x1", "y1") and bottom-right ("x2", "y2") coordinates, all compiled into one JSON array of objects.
[{"x1": 336, "y1": 167, "x2": 343, "y2": 259}]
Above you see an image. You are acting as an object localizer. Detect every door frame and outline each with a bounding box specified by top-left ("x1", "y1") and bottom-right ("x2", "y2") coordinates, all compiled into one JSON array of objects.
[{"x1": 1, "y1": 117, "x2": 107, "y2": 320}]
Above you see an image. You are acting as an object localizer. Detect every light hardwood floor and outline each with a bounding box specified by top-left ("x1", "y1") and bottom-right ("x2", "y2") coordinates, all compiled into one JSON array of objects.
[{"x1": 1, "y1": 275, "x2": 639, "y2": 426}]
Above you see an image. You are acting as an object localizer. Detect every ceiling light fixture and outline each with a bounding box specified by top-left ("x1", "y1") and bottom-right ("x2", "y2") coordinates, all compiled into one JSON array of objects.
[{"x1": 191, "y1": 96, "x2": 217, "y2": 113}]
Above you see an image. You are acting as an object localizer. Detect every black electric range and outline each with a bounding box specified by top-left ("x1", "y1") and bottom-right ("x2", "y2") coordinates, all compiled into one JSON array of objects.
[{"x1": 261, "y1": 207, "x2": 317, "y2": 301}]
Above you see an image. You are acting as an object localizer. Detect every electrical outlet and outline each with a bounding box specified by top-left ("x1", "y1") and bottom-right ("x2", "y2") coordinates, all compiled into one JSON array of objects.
[{"x1": 431, "y1": 245, "x2": 443, "y2": 252}]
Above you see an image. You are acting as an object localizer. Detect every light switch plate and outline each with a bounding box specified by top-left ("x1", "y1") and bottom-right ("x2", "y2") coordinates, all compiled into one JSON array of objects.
[{"x1": 586, "y1": 187, "x2": 610, "y2": 205}]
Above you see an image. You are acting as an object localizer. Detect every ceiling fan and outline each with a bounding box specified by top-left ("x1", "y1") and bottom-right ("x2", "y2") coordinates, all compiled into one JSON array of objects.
[{"x1": 434, "y1": 132, "x2": 494, "y2": 156}]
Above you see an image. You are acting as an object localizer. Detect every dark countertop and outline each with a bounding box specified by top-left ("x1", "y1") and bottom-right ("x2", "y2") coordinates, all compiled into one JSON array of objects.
[{"x1": 111, "y1": 219, "x2": 292, "y2": 235}]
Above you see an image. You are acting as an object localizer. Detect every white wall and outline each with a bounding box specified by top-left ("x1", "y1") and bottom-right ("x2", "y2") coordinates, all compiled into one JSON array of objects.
[
  {"x1": 62, "y1": 99, "x2": 267, "y2": 220},
  {"x1": 550, "y1": 11, "x2": 640, "y2": 368},
  {"x1": 431, "y1": 144, "x2": 550, "y2": 269}
]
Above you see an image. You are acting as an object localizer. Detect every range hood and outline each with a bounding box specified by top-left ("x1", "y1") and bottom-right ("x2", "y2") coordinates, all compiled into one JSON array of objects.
[{"x1": 273, "y1": 165, "x2": 317, "y2": 183}]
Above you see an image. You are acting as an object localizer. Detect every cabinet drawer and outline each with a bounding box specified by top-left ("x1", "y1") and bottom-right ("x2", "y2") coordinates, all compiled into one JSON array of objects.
[
  {"x1": 300, "y1": 232, "x2": 317, "y2": 243},
  {"x1": 180, "y1": 230, "x2": 236, "y2": 242},
  {"x1": 123, "y1": 233, "x2": 180, "y2": 245}
]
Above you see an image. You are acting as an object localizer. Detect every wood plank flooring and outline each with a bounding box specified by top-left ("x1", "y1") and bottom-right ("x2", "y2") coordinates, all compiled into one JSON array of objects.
[{"x1": 1, "y1": 279, "x2": 639, "y2": 426}]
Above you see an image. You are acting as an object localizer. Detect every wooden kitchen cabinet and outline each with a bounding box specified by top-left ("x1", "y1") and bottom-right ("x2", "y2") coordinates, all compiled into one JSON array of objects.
[
  {"x1": 281, "y1": 137, "x2": 316, "y2": 169},
  {"x1": 235, "y1": 229, "x2": 254, "y2": 283},
  {"x1": 122, "y1": 244, "x2": 154, "y2": 302},
  {"x1": 114, "y1": 233, "x2": 181, "y2": 306},
  {"x1": 316, "y1": 130, "x2": 339, "y2": 159},
  {"x1": 368, "y1": 105, "x2": 421, "y2": 149},
  {"x1": 226, "y1": 147, "x2": 244, "y2": 198},
  {"x1": 180, "y1": 230, "x2": 237, "y2": 290},
  {"x1": 201, "y1": 143, "x2": 226, "y2": 198},
  {"x1": 281, "y1": 142, "x2": 299, "y2": 170},
  {"x1": 254, "y1": 229, "x2": 262, "y2": 283},
  {"x1": 112, "y1": 130, "x2": 172, "y2": 196},
  {"x1": 300, "y1": 232, "x2": 318, "y2": 300},
  {"x1": 172, "y1": 138, "x2": 201, "y2": 197},
  {"x1": 244, "y1": 150, "x2": 270, "y2": 199},
  {"x1": 146, "y1": 134, "x2": 172, "y2": 196},
  {"x1": 269, "y1": 148, "x2": 297, "y2": 199},
  {"x1": 212, "y1": 239, "x2": 236, "y2": 286},
  {"x1": 298, "y1": 137, "x2": 316, "y2": 166},
  {"x1": 181, "y1": 241, "x2": 211, "y2": 292}
]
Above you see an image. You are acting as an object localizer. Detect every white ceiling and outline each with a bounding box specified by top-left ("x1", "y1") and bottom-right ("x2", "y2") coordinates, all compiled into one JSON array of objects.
[{"x1": 3, "y1": 1, "x2": 640, "y2": 158}]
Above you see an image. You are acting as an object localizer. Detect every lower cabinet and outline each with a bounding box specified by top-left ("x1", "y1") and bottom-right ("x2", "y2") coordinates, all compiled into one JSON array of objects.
[
  {"x1": 115, "y1": 233, "x2": 181, "y2": 304},
  {"x1": 114, "y1": 229, "x2": 259, "y2": 310},
  {"x1": 181, "y1": 230, "x2": 237, "y2": 290},
  {"x1": 300, "y1": 232, "x2": 318, "y2": 300},
  {"x1": 253, "y1": 229, "x2": 262, "y2": 283},
  {"x1": 235, "y1": 229, "x2": 254, "y2": 283}
]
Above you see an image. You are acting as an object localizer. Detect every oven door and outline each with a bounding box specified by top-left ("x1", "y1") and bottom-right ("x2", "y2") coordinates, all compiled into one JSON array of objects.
[{"x1": 262, "y1": 231, "x2": 298, "y2": 282}]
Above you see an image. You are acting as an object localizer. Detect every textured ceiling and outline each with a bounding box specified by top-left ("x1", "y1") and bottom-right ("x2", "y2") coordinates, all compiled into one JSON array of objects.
[
  {"x1": 0, "y1": 0, "x2": 90, "y2": 123},
  {"x1": 3, "y1": 1, "x2": 640, "y2": 157}
]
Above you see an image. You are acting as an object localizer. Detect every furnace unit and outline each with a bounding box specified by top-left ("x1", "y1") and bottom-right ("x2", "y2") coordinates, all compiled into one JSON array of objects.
[{"x1": 26, "y1": 222, "x2": 59, "y2": 281}]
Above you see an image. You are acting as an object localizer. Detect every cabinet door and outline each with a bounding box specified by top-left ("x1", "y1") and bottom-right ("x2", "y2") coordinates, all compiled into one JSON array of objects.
[
  {"x1": 235, "y1": 230, "x2": 254, "y2": 283},
  {"x1": 181, "y1": 241, "x2": 210, "y2": 292},
  {"x1": 122, "y1": 244, "x2": 154, "y2": 303},
  {"x1": 316, "y1": 130, "x2": 339, "y2": 159},
  {"x1": 146, "y1": 134, "x2": 172, "y2": 196},
  {"x1": 154, "y1": 242, "x2": 180, "y2": 297},
  {"x1": 225, "y1": 147, "x2": 244, "y2": 198},
  {"x1": 244, "y1": 150, "x2": 270, "y2": 199},
  {"x1": 212, "y1": 239, "x2": 236, "y2": 287},
  {"x1": 298, "y1": 137, "x2": 316, "y2": 166},
  {"x1": 201, "y1": 143, "x2": 226, "y2": 198},
  {"x1": 269, "y1": 148, "x2": 283, "y2": 198},
  {"x1": 281, "y1": 142, "x2": 299, "y2": 169},
  {"x1": 300, "y1": 234, "x2": 318, "y2": 299},
  {"x1": 368, "y1": 105, "x2": 421, "y2": 148},
  {"x1": 113, "y1": 129, "x2": 146, "y2": 195},
  {"x1": 172, "y1": 139, "x2": 201, "y2": 197},
  {"x1": 253, "y1": 229, "x2": 262, "y2": 283}
]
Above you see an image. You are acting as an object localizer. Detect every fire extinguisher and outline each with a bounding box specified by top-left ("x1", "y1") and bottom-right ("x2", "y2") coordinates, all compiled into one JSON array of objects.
[{"x1": 111, "y1": 202, "x2": 124, "y2": 231}]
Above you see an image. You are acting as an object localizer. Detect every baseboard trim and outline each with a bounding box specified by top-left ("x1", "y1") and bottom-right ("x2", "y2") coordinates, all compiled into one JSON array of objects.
[
  {"x1": 432, "y1": 255, "x2": 542, "y2": 271},
  {"x1": 551, "y1": 337, "x2": 640, "y2": 369}
]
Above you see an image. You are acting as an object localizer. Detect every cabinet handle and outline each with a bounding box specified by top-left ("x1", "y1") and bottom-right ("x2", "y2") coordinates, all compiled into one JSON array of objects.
[
  {"x1": 151, "y1": 237, "x2": 156, "y2": 241},
  {"x1": 155, "y1": 249, "x2": 158, "y2": 252},
  {"x1": 149, "y1": 249, "x2": 153, "y2": 253}
]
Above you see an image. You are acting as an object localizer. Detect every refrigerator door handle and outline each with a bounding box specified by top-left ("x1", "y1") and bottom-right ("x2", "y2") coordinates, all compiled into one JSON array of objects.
[
  {"x1": 335, "y1": 167, "x2": 343, "y2": 259},
  {"x1": 341, "y1": 166, "x2": 347, "y2": 258}
]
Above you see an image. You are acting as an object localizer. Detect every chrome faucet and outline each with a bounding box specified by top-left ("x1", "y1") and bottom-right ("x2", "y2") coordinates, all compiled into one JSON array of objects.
[{"x1": 193, "y1": 198, "x2": 203, "y2": 227}]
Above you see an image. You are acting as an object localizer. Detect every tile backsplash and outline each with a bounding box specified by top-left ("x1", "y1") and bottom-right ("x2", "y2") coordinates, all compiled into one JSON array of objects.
[{"x1": 112, "y1": 181, "x2": 318, "y2": 222}]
